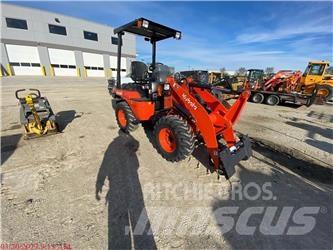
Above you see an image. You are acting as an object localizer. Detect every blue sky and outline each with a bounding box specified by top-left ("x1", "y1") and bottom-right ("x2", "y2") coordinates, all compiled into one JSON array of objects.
[{"x1": 10, "y1": 1, "x2": 333, "y2": 71}]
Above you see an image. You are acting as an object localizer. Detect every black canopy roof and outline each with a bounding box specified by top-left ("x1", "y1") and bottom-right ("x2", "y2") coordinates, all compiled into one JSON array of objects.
[{"x1": 114, "y1": 17, "x2": 181, "y2": 41}]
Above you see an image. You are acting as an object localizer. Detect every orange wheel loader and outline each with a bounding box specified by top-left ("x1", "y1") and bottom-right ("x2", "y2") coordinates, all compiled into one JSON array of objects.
[{"x1": 108, "y1": 18, "x2": 252, "y2": 179}]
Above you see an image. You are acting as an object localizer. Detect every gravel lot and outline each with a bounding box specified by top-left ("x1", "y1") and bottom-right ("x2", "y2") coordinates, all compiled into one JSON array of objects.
[{"x1": 1, "y1": 76, "x2": 332, "y2": 249}]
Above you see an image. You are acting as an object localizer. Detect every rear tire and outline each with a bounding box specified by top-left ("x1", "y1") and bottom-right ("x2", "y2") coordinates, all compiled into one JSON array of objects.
[
  {"x1": 153, "y1": 115, "x2": 195, "y2": 162},
  {"x1": 251, "y1": 93, "x2": 264, "y2": 103},
  {"x1": 115, "y1": 102, "x2": 138, "y2": 133},
  {"x1": 265, "y1": 95, "x2": 280, "y2": 105}
]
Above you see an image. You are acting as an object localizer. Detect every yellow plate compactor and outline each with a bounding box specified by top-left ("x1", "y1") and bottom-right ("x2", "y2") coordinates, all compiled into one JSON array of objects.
[{"x1": 15, "y1": 89, "x2": 59, "y2": 139}]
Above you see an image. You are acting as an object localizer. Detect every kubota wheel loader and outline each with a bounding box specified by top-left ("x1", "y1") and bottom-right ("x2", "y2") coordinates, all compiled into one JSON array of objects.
[{"x1": 109, "y1": 18, "x2": 252, "y2": 179}]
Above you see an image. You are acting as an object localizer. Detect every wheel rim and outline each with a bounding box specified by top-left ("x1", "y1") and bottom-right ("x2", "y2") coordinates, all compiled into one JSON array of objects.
[
  {"x1": 317, "y1": 88, "x2": 329, "y2": 97},
  {"x1": 268, "y1": 97, "x2": 274, "y2": 104},
  {"x1": 117, "y1": 109, "x2": 127, "y2": 127},
  {"x1": 158, "y1": 128, "x2": 176, "y2": 153},
  {"x1": 253, "y1": 94, "x2": 263, "y2": 103}
]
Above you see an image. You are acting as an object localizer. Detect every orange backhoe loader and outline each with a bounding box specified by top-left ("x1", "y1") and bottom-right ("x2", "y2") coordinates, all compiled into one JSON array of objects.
[{"x1": 297, "y1": 61, "x2": 333, "y2": 101}]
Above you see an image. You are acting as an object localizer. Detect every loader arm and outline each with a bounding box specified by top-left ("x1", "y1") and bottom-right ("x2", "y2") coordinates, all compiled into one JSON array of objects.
[
  {"x1": 168, "y1": 77, "x2": 219, "y2": 150},
  {"x1": 167, "y1": 77, "x2": 251, "y2": 174}
]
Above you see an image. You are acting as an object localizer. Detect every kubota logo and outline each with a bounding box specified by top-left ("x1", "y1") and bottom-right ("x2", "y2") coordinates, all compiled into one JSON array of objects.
[{"x1": 182, "y1": 93, "x2": 198, "y2": 110}]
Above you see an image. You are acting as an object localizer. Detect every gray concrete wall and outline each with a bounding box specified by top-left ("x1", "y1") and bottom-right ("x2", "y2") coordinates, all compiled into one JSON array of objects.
[
  {"x1": 74, "y1": 51, "x2": 85, "y2": 77},
  {"x1": 0, "y1": 3, "x2": 136, "y2": 58},
  {"x1": 0, "y1": 43, "x2": 10, "y2": 75},
  {"x1": 103, "y1": 54, "x2": 111, "y2": 78},
  {"x1": 37, "y1": 46, "x2": 51, "y2": 75},
  {"x1": 0, "y1": 43, "x2": 9, "y2": 65}
]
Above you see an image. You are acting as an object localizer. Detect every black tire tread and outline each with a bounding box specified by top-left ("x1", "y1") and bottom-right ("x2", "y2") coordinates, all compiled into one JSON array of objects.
[
  {"x1": 251, "y1": 93, "x2": 264, "y2": 103},
  {"x1": 115, "y1": 102, "x2": 138, "y2": 132},
  {"x1": 265, "y1": 95, "x2": 280, "y2": 106},
  {"x1": 153, "y1": 115, "x2": 195, "y2": 162}
]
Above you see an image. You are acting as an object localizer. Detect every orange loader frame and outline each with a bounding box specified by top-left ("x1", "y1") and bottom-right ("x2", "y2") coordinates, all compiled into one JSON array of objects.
[
  {"x1": 167, "y1": 77, "x2": 251, "y2": 174},
  {"x1": 112, "y1": 74, "x2": 252, "y2": 178},
  {"x1": 110, "y1": 18, "x2": 252, "y2": 179}
]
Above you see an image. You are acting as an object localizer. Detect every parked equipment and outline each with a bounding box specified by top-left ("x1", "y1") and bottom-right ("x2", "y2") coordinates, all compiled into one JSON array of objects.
[
  {"x1": 16, "y1": 89, "x2": 58, "y2": 139},
  {"x1": 298, "y1": 61, "x2": 333, "y2": 101},
  {"x1": 248, "y1": 62, "x2": 333, "y2": 103},
  {"x1": 216, "y1": 67, "x2": 322, "y2": 106},
  {"x1": 247, "y1": 69, "x2": 320, "y2": 106},
  {"x1": 243, "y1": 69, "x2": 300, "y2": 92},
  {"x1": 109, "y1": 18, "x2": 252, "y2": 179}
]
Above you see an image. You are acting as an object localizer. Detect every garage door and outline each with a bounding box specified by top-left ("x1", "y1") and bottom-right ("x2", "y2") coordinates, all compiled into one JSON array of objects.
[
  {"x1": 110, "y1": 55, "x2": 127, "y2": 77},
  {"x1": 48, "y1": 48, "x2": 77, "y2": 76},
  {"x1": 6, "y1": 44, "x2": 41, "y2": 76},
  {"x1": 83, "y1": 52, "x2": 104, "y2": 77}
]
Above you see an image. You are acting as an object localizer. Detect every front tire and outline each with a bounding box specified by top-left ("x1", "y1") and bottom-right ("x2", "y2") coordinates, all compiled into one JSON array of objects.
[
  {"x1": 153, "y1": 115, "x2": 195, "y2": 162},
  {"x1": 115, "y1": 102, "x2": 138, "y2": 133}
]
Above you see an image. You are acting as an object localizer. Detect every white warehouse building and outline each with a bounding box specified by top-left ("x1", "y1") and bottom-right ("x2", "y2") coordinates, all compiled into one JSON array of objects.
[{"x1": 0, "y1": 3, "x2": 136, "y2": 77}]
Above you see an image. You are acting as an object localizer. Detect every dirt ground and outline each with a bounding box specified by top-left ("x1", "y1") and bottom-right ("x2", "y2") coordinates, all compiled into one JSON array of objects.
[{"x1": 1, "y1": 76, "x2": 332, "y2": 249}]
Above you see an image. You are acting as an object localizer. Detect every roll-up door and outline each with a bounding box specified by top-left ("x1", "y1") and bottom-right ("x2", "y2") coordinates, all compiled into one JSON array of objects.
[
  {"x1": 83, "y1": 52, "x2": 104, "y2": 77},
  {"x1": 48, "y1": 48, "x2": 77, "y2": 76},
  {"x1": 6, "y1": 44, "x2": 41, "y2": 76}
]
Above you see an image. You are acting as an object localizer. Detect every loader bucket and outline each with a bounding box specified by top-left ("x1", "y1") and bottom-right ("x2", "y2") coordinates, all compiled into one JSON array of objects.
[{"x1": 219, "y1": 135, "x2": 252, "y2": 179}]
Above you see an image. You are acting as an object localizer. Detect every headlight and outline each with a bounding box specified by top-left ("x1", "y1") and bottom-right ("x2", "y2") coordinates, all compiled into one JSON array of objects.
[
  {"x1": 142, "y1": 20, "x2": 149, "y2": 28},
  {"x1": 175, "y1": 32, "x2": 181, "y2": 40}
]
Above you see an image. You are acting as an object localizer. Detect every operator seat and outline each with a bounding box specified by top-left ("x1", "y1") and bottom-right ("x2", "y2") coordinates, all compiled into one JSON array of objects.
[
  {"x1": 120, "y1": 61, "x2": 149, "y2": 98},
  {"x1": 130, "y1": 61, "x2": 149, "y2": 83}
]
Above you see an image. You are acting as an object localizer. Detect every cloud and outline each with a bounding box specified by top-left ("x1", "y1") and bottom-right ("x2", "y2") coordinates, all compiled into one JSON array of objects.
[
  {"x1": 236, "y1": 18, "x2": 332, "y2": 44},
  {"x1": 235, "y1": 5, "x2": 332, "y2": 44},
  {"x1": 12, "y1": 1, "x2": 332, "y2": 70},
  {"x1": 137, "y1": 36, "x2": 297, "y2": 70},
  {"x1": 138, "y1": 28, "x2": 332, "y2": 71},
  {"x1": 133, "y1": 2, "x2": 331, "y2": 70}
]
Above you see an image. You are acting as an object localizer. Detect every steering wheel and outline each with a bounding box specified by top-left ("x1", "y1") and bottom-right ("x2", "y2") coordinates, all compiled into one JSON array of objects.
[{"x1": 149, "y1": 62, "x2": 164, "y2": 71}]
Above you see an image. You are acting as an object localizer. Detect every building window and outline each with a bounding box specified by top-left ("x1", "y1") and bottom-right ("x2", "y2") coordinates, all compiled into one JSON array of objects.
[
  {"x1": 6, "y1": 18, "x2": 28, "y2": 30},
  {"x1": 49, "y1": 24, "x2": 67, "y2": 35},
  {"x1": 84, "y1": 31, "x2": 98, "y2": 41},
  {"x1": 111, "y1": 36, "x2": 119, "y2": 45}
]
